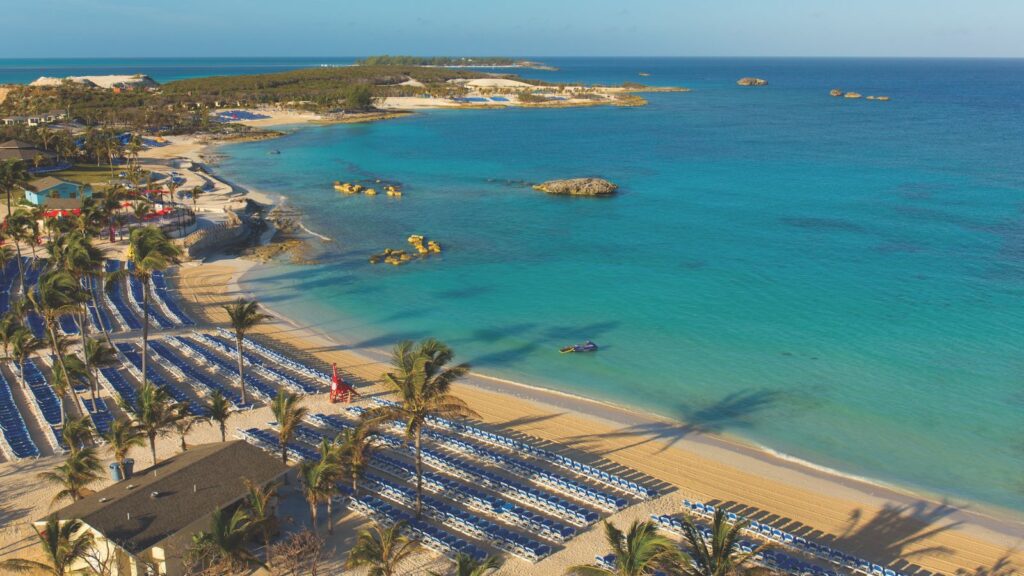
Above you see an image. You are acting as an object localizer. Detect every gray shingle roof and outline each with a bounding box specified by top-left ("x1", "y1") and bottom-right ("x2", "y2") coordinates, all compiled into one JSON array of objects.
[{"x1": 51, "y1": 441, "x2": 288, "y2": 554}]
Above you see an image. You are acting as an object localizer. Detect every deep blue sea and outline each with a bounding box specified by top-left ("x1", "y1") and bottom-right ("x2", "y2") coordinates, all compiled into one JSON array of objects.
[{"x1": 15, "y1": 58, "x2": 1020, "y2": 512}]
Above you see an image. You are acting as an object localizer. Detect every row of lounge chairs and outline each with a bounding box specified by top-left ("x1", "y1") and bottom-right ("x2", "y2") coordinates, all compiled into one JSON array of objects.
[
  {"x1": 373, "y1": 397, "x2": 656, "y2": 499},
  {"x1": 0, "y1": 369, "x2": 39, "y2": 459},
  {"x1": 104, "y1": 261, "x2": 143, "y2": 330},
  {"x1": 682, "y1": 500, "x2": 904, "y2": 576},
  {"x1": 171, "y1": 336, "x2": 279, "y2": 402},
  {"x1": 348, "y1": 493, "x2": 488, "y2": 561},
  {"x1": 149, "y1": 270, "x2": 194, "y2": 326},
  {"x1": 218, "y1": 328, "x2": 332, "y2": 382},
  {"x1": 195, "y1": 333, "x2": 318, "y2": 394},
  {"x1": 294, "y1": 419, "x2": 580, "y2": 547},
  {"x1": 366, "y1": 473, "x2": 553, "y2": 562},
  {"x1": 371, "y1": 452, "x2": 578, "y2": 543},
  {"x1": 147, "y1": 340, "x2": 247, "y2": 410}
]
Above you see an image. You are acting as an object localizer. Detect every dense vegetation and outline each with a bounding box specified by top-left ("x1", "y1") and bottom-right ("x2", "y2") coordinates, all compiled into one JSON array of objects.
[
  {"x1": 0, "y1": 66, "x2": 543, "y2": 134},
  {"x1": 358, "y1": 55, "x2": 518, "y2": 66}
]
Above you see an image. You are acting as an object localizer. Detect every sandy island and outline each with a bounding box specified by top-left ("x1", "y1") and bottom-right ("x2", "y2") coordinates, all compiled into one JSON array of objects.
[{"x1": 1, "y1": 110, "x2": 1021, "y2": 575}]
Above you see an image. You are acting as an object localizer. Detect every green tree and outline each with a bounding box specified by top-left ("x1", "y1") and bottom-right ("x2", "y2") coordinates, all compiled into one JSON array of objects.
[
  {"x1": 270, "y1": 391, "x2": 308, "y2": 466},
  {"x1": 38, "y1": 446, "x2": 104, "y2": 505},
  {"x1": 103, "y1": 416, "x2": 145, "y2": 479},
  {"x1": 107, "y1": 226, "x2": 179, "y2": 387},
  {"x1": 82, "y1": 338, "x2": 118, "y2": 405},
  {"x1": 119, "y1": 381, "x2": 182, "y2": 466},
  {"x1": 244, "y1": 478, "x2": 282, "y2": 568},
  {"x1": 0, "y1": 160, "x2": 31, "y2": 288},
  {"x1": 11, "y1": 327, "x2": 44, "y2": 390},
  {"x1": 345, "y1": 521, "x2": 419, "y2": 576},
  {"x1": 50, "y1": 354, "x2": 88, "y2": 426},
  {"x1": 207, "y1": 389, "x2": 232, "y2": 442},
  {"x1": 297, "y1": 458, "x2": 332, "y2": 533},
  {"x1": 566, "y1": 520, "x2": 683, "y2": 576},
  {"x1": 188, "y1": 507, "x2": 263, "y2": 573},
  {"x1": 0, "y1": 515, "x2": 95, "y2": 576},
  {"x1": 338, "y1": 419, "x2": 380, "y2": 495},
  {"x1": 678, "y1": 509, "x2": 762, "y2": 576},
  {"x1": 367, "y1": 339, "x2": 477, "y2": 517},
  {"x1": 29, "y1": 270, "x2": 91, "y2": 411},
  {"x1": 59, "y1": 414, "x2": 94, "y2": 453},
  {"x1": 172, "y1": 402, "x2": 199, "y2": 452},
  {"x1": 222, "y1": 298, "x2": 271, "y2": 405},
  {"x1": 430, "y1": 553, "x2": 504, "y2": 576}
]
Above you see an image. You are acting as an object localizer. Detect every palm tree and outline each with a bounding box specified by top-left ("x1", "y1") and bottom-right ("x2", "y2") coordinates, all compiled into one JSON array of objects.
[
  {"x1": 59, "y1": 414, "x2": 94, "y2": 453},
  {"x1": 119, "y1": 381, "x2": 182, "y2": 466},
  {"x1": 9, "y1": 207, "x2": 40, "y2": 262},
  {"x1": 339, "y1": 420, "x2": 380, "y2": 495},
  {"x1": 188, "y1": 507, "x2": 263, "y2": 573},
  {"x1": 678, "y1": 509, "x2": 762, "y2": 576},
  {"x1": 566, "y1": 520, "x2": 683, "y2": 576},
  {"x1": 430, "y1": 553, "x2": 504, "y2": 576},
  {"x1": 0, "y1": 515, "x2": 95, "y2": 576},
  {"x1": 50, "y1": 354, "x2": 88, "y2": 426},
  {"x1": 82, "y1": 338, "x2": 117, "y2": 404},
  {"x1": 298, "y1": 458, "x2": 332, "y2": 532},
  {"x1": 222, "y1": 298, "x2": 271, "y2": 405},
  {"x1": 207, "y1": 390, "x2": 232, "y2": 442},
  {"x1": 190, "y1": 184, "x2": 203, "y2": 212},
  {"x1": 172, "y1": 402, "x2": 199, "y2": 452},
  {"x1": 314, "y1": 438, "x2": 344, "y2": 534},
  {"x1": 103, "y1": 416, "x2": 145, "y2": 479},
  {"x1": 107, "y1": 226, "x2": 179, "y2": 387},
  {"x1": 244, "y1": 478, "x2": 282, "y2": 568},
  {"x1": 0, "y1": 159, "x2": 31, "y2": 289},
  {"x1": 0, "y1": 311, "x2": 23, "y2": 358},
  {"x1": 366, "y1": 339, "x2": 477, "y2": 517},
  {"x1": 28, "y1": 270, "x2": 90, "y2": 410},
  {"x1": 345, "y1": 521, "x2": 419, "y2": 576},
  {"x1": 38, "y1": 446, "x2": 103, "y2": 505},
  {"x1": 11, "y1": 327, "x2": 44, "y2": 390},
  {"x1": 58, "y1": 232, "x2": 108, "y2": 375},
  {"x1": 270, "y1": 391, "x2": 308, "y2": 466}
]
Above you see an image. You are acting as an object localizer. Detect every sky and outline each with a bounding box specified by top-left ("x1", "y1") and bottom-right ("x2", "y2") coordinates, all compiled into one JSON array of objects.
[{"x1": 3, "y1": 0, "x2": 1023, "y2": 58}]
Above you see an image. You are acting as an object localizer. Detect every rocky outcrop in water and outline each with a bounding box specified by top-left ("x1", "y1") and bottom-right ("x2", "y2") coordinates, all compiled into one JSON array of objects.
[
  {"x1": 737, "y1": 77, "x2": 768, "y2": 87},
  {"x1": 533, "y1": 178, "x2": 618, "y2": 196}
]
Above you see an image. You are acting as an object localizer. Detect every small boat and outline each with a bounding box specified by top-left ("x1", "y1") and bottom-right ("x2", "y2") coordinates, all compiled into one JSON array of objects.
[
  {"x1": 269, "y1": 149, "x2": 281, "y2": 155},
  {"x1": 560, "y1": 340, "x2": 598, "y2": 354}
]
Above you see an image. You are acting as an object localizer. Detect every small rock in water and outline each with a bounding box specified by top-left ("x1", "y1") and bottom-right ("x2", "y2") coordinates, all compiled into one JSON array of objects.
[
  {"x1": 737, "y1": 77, "x2": 768, "y2": 87},
  {"x1": 533, "y1": 177, "x2": 618, "y2": 196}
]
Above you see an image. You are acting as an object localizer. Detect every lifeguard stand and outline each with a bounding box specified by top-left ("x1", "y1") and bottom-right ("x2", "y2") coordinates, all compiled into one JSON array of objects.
[{"x1": 329, "y1": 362, "x2": 356, "y2": 403}]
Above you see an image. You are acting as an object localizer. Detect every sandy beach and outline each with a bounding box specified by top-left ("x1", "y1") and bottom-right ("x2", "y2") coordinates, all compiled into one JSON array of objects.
[{"x1": 1, "y1": 116, "x2": 1021, "y2": 576}]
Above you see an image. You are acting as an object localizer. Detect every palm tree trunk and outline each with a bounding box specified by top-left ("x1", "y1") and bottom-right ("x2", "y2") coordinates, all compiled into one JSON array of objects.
[
  {"x1": 49, "y1": 321, "x2": 80, "y2": 413},
  {"x1": 220, "y1": 422, "x2": 226, "y2": 442},
  {"x1": 236, "y1": 336, "x2": 248, "y2": 405},
  {"x1": 77, "y1": 305, "x2": 96, "y2": 404},
  {"x1": 326, "y1": 494, "x2": 334, "y2": 534},
  {"x1": 263, "y1": 527, "x2": 273, "y2": 568},
  {"x1": 141, "y1": 277, "x2": 150, "y2": 388},
  {"x1": 149, "y1": 432, "x2": 158, "y2": 466},
  {"x1": 309, "y1": 502, "x2": 318, "y2": 531},
  {"x1": 180, "y1": 433, "x2": 187, "y2": 452},
  {"x1": 95, "y1": 274, "x2": 114, "y2": 347},
  {"x1": 414, "y1": 426, "x2": 423, "y2": 518}
]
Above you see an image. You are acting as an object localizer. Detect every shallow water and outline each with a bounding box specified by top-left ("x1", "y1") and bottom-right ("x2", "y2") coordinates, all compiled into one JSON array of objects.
[{"x1": 216, "y1": 58, "x2": 1024, "y2": 513}]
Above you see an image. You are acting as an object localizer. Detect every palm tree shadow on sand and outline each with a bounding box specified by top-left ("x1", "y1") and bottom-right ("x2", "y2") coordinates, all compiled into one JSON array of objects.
[{"x1": 557, "y1": 388, "x2": 783, "y2": 457}]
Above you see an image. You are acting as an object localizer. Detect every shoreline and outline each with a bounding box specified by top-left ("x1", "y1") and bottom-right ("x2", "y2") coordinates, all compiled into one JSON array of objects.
[
  {"x1": 207, "y1": 117, "x2": 1024, "y2": 531},
  {"x1": 162, "y1": 115, "x2": 1024, "y2": 572},
  {"x1": 233, "y1": 261, "x2": 1024, "y2": 532}
]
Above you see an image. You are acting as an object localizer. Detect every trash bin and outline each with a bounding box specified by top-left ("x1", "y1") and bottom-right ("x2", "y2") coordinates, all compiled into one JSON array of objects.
[
  {"x1": 123, "y1": 458, "x2": 135, "y2": 479},
  {"x1": 109, "y1": 462, "x2": 123, "y2": 482}
]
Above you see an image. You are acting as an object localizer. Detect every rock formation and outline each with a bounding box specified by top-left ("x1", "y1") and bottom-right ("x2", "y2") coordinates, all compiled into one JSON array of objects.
[
  {"x1": 830, "y1": 89, "x2": 843, "y2": 97},
  {"x1": 737, "y1": 77, "x2": 768, "y2": 87},
  {"x1": 533, "y1": 178, "x2": 618, "y2": 196},
  {"x1": 844, "y1": 92, "x2": 863, "y2": 99}
]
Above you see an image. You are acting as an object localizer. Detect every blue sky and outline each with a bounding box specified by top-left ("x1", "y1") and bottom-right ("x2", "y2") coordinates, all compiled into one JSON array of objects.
[{"x1": 4, "y1": 0, "x2": 1022, "y2": 58}]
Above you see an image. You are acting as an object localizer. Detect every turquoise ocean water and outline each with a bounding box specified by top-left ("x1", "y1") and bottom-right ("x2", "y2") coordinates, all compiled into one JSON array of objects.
[{"x1": 103, "y1": 57, "x2": 1024, "y2": 513}]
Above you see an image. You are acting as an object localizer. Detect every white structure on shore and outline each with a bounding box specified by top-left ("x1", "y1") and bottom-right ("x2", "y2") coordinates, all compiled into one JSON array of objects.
[{"x1": 30, "y1": 74, "x2": 159, "y2": 90}]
